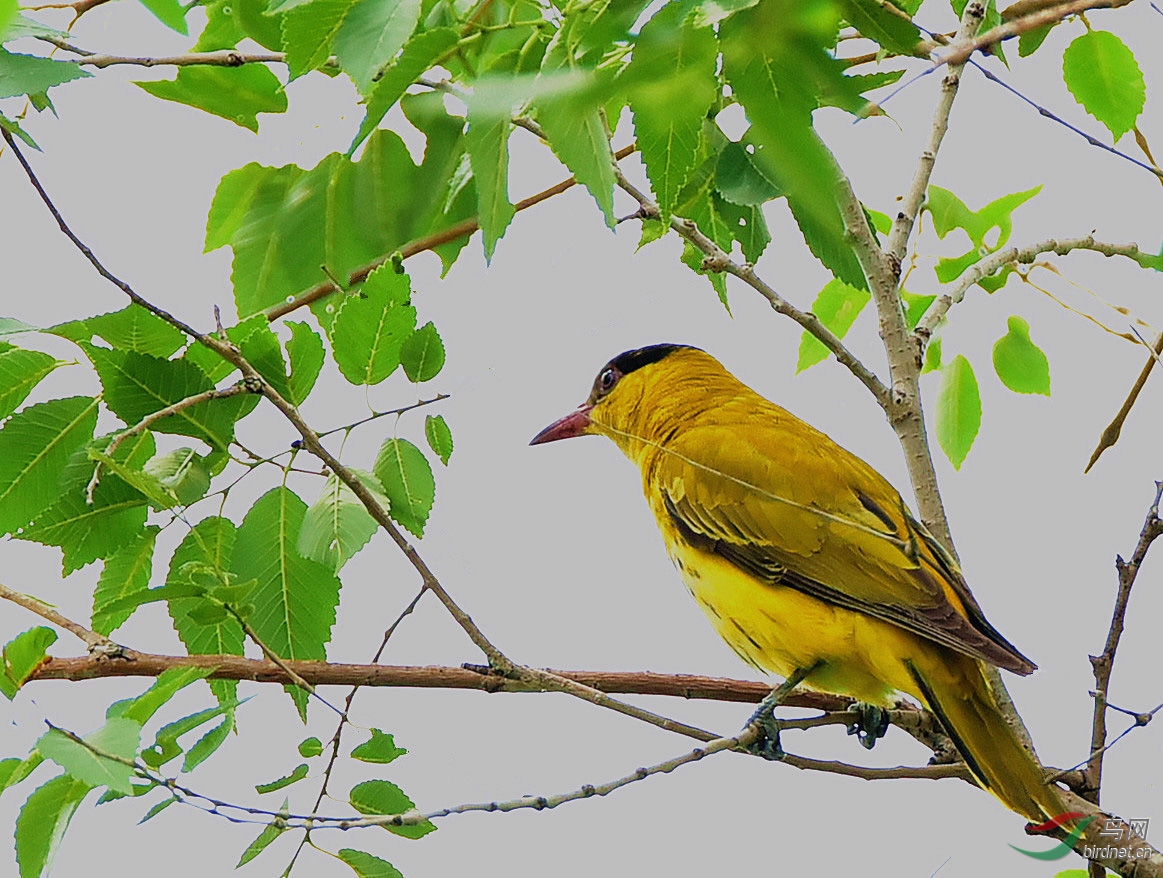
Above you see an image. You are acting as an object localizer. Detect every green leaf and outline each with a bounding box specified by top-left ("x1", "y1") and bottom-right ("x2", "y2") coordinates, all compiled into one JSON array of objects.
[
  {"x1": 339, "y1": 848, "x2": 404, "y2": 878},
  {"x1": 838, "y1": 0, "x2": 921, "y2": 55},
  {"x1": 333, "y1": 0, "x2": 422, "y2": 96},
  {"x1": 138, "y1": 796, "x2": 178, "y2": 824},
  {"x1": 255, "y1": 764, "x2": 309, "y2": 794},
  {"x1": 922, "y1": 335, "x2": 942, "y2": 374},
  {"x1": 0, "y1": 49, "x2": 90, "y2": 99},
  {"x1": 400, "y1": 322, "x2": 445, "y2": 382},
  {"x1": 167, "y1": 517, "x2": 244, "y2": 707},
  {"x1": 373, "y1": 438, "x2": 435, "y2": 537},
  {"x1": 238, "y1": 321, "x2": 295, "y2": 401},
  {"x1": 465, "y1": 93, "x2": 515, "y2": 261},
  {"x1": 232, "y1": 488, "x2": 341, "y2": 716},
  {"x1": 145, "y1": 699, "x2": 241, "y2": 768},
  {"x1": 282, "y1": 0, "x2": 355, "y2": 79},
  {"x1": 236, "y1": 804, "x2": 289, "y2": 867},
  {"x1": 0, "y1": 1, "x2": 20, "y2": 37},
  {"x1": 0, "y1": 350, "x2": 59, "y2": 420},
  {"x1": 0, "y1": 396, "x2": 98, "y2": 537},
  {"x1": 15, "y1": 774, "x2": 91, "y2": 878},
  {"x1": 298, "y1": 470, "x2": 388, "y2": 573},
  {"x1": 992, "y1": 315, "x2": 1050, "y2": 395},
  {"x1": 935, "y1": 354, "x2": 981, "y2": 470},
  {"x1": 18, "y1": 475, "x2": 149, "y2": 575},
  {"x1": 183, "y1": 716, "x2": 233, "y2": 771},
  {"x1": 424, "y1": 414, "x2": 453, "y2": 465},
  {"x1": 51, "y1": 303, "x2": 186, "y2": 357},
  {"x1": 136, "y1": 65, "x2": 287, "y2": 132},
  {"x1": 207, "y1": 115, "x2": 473, "y2": 318},
  {"x1": 626, "y1": 4, "x2": 719, "y2": 219},
  {"x1": 713, "y1": 195, "x2": 771, "y2": 264},
  {"x1": 796, "y1": 279, "x2": 871, "y2": 372},
  {"x1": 330, "y1": 266, "x2": 417, "y2": 385},
  {"x1": 715, "y1": 140, "x2": 782, "y2": 206},
  {"x1": 349, "y1": 779, "x2": 435, "y2": 839},
  {"x1": 285, "y1": 321, "x2": 325, "y2": 405},
  {"x1": 144, "y1": 448, "x2": 211, "y2": 506},
  {"x1": 110, "y1": 666, "x2": 215, "y2": 726},
  {"x1": 1062, "y1": 30, "x2": 1144, "y2": 140},
  {"x1": 92, "y1": 528, "x2": 159, "y2": 635},
  {"x1": 927, "y1": 185, "x2": 1040, "y2": 249},
  {"x1": 299, "y1": 737, "x2": 323, "y2": 758},
  {"x1": 900, "y1": 289, "x2": 936, "y2": 330},
  {"x1": 136, "y1": 0, "x2": 188, "y2": 34},
  {"x1": 37, "y1": 718, "x2": 140, "y2": 795},
  {"x1": 351, "y1": 27, "x2": 459, "y2": 152},
  {"x1": 350, "y1": 729, "x2": 407, "y2": 764},
  {"x1": 87, "y1": 348, "x2": 255, "y2": 451},
  {"x1": 1018, "y1": 21, "x2": 1056, "y2": 57},
  {"x1": 1, "y1": 627, "x2": 58, "y2": 700},
  {"x1": 866, "y1": 208, "x2": 892, "y2": 236}
]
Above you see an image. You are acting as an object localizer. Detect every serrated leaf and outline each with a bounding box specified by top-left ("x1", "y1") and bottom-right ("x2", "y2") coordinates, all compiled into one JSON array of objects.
[
  {"x1": 333, "y1": 0, "x2": 422, "y2": 95},
  {"x1": 37, "y1": 718, "x2": 140, "y2": 795},
  {"x1": 424, "y1": 414, "x2": 452, "y2": 465},
  {"x1": 1062, "y1": 30, "x2": 1144, "y2": 140},
  {"x1": 350, "y1": 27, "x2": 459, "y2": 152},
  {"x1": 339, "y1": 848, "x2": 404, "y2": 878},
  {"x1": 298, "y1": 470, "x2": 387, "y2": 572},
  {"x1": 2, "y1": 753, "x2": 45, "y2": 796},
  {"x1": 255, "y1": 764, "x2": 309, "y2": 794},
  {"x1": 992, "y1": 315, "x2": 1050, "y2": 395},
  {"x1": 838, "y1": 0, "x2": 921, "y2": 55},
  {"x1": 91, "y1": 528, "x2": 159, "y2": 635},
  {"x1": 331, "y1": 266, "x2": 417, "y2": 385},
  {"x1": 52, "y1": 303, "x2": 185, "y2": 357},
  {"x1": 0, "y1": 396, "x2": 98, "y2": 537},
  {"x1": 373, "y1": 438, "x2": 435, "y2": 537},
  {"x1": 237, "y1": 803, "x2": 289, "y2": 866},
  {"x1": 0, "y1": 350, "x2": 59, "y2": 420},
  {"x1": 183, "y1": 716, "x2": 233, "y2": 772},
  {"x1": 282, "y1": 0, "x2": 355, "y2": 79},
  {"x1": 167, "y1": 518, "x2": 244, "y2": 707},
  {"x1": 0, "y1": 49, "x2": 90, "y2": 99},
  {"x1": 109, "y1": 666, "x2": 215, "y2": 728},
  {"x1": 285, "y1": 321, "x2": 325, "y2": 405},
  {"x1": 146, "y1": 699, "x2": 241, "y2": 769},
  {"x1": 936, "y1": 354, "x2": 981, "y2": 470},
  {"x1": 715, "y1": 140, "x2": 782, "y2": 206},
  {"x1": 136, "y1": 65, "x2": 287, "y2": 133},
  {"x1": 88, "y1": 348, "x2": 255, "y2": 450},
  {"x1": 15, "y1": 774, "x2": 92, "y2": 878},
  {"x1": 299, "y1": 737, "x2": 323, "y2": 758},
  {"x1": 136, "y1": 0, "x2": 188, "y2": 33},
  {"x1": 626, "y1": 5, "x2": 718, "y2": 219},
  {"x1": 1, "y1": 627, "x2": 58, "y2": 700},
  {"x1": 144, "y1": 448, "x2": 211, "y2": 506},
  {"x1": 349, "y1": 779, "x2": 435, "y2": 839},
  {"x1": 232, "y1": 488, "x2": 341, "y2": 716},
  {"x1": 350, "y1": 729, "x2": 407, "y2": 764},
  {"x1": 465, "y1": 94, "x2": 515, "y2": 261},
  {"x1": 400, "y1": 322, "x2": 445, "y2": 382},
  {"x1": 796, "y1": 279, "x2": 871, "y2": 372}
]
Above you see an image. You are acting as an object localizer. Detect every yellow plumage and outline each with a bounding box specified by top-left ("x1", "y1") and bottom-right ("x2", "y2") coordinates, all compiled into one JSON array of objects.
[{"x1": 532, "y1": 344, "x2": 1062, "y2": 822}]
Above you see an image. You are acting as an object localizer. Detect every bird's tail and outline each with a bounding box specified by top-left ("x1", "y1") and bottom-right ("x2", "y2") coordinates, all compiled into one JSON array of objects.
[{"x1": 907, "y1": 655, "x2": 1064, "y2": 823}]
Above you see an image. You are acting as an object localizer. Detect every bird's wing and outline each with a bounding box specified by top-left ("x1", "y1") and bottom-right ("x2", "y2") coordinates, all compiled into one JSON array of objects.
[{"x1": 654, "y1": 411, "x2": 1035, "y2": 674}]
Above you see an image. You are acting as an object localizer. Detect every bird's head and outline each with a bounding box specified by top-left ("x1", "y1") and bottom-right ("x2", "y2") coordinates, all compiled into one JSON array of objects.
[{"x1": 529, "y1": 344, "x2": 702, "y2": 454}]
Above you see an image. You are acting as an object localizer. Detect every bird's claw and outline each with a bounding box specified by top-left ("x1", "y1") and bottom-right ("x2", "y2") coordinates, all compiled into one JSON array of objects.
[
  {"x1": 743, "y1": 713, "x2": 785, "y2": 761},
  {"x1": 847, "y1": 703, "x2": 890, "y2": 749}
]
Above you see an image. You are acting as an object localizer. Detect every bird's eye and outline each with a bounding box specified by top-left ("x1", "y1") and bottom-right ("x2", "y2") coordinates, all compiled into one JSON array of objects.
[{"x1": 598, "y1": 368, "x2": 618, "y2": 393}]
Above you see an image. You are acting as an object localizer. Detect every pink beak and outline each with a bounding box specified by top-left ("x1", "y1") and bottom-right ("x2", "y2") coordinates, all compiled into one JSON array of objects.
[{"x1": 530, "y1": 405, "x2": 593, "y2": 445}]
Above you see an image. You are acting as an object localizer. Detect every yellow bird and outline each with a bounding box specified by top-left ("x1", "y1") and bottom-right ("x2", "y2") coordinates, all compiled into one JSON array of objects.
[{"x1": 531, "y1": 344, "x2": 1062, "y2": 822}]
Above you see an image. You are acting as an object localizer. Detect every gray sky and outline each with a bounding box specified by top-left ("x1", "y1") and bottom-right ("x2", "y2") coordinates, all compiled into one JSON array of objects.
[{"x1": 1, "y1": 2, "x2": 1161, "y2": 876}]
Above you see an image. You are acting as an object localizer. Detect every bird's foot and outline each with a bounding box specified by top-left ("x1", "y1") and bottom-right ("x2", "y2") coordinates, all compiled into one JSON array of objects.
[
  {"x1": 846, "y1": 702, "x2": 891, "y2": 749},
  {"x1": 742, "y1": 712, "x2": 785, "y2": 761}
]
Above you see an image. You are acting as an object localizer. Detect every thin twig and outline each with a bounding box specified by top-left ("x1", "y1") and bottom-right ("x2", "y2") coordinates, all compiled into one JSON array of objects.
[
  {"x1": 0, "y1": 581, "x2": 119, "y2": 652},
  {"x1": 1083, "y1": 482, "x2": 1163, "y2": 800},
  {"x1": 915, "y1": 235, "x2": 1158, "y2": 339}
]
